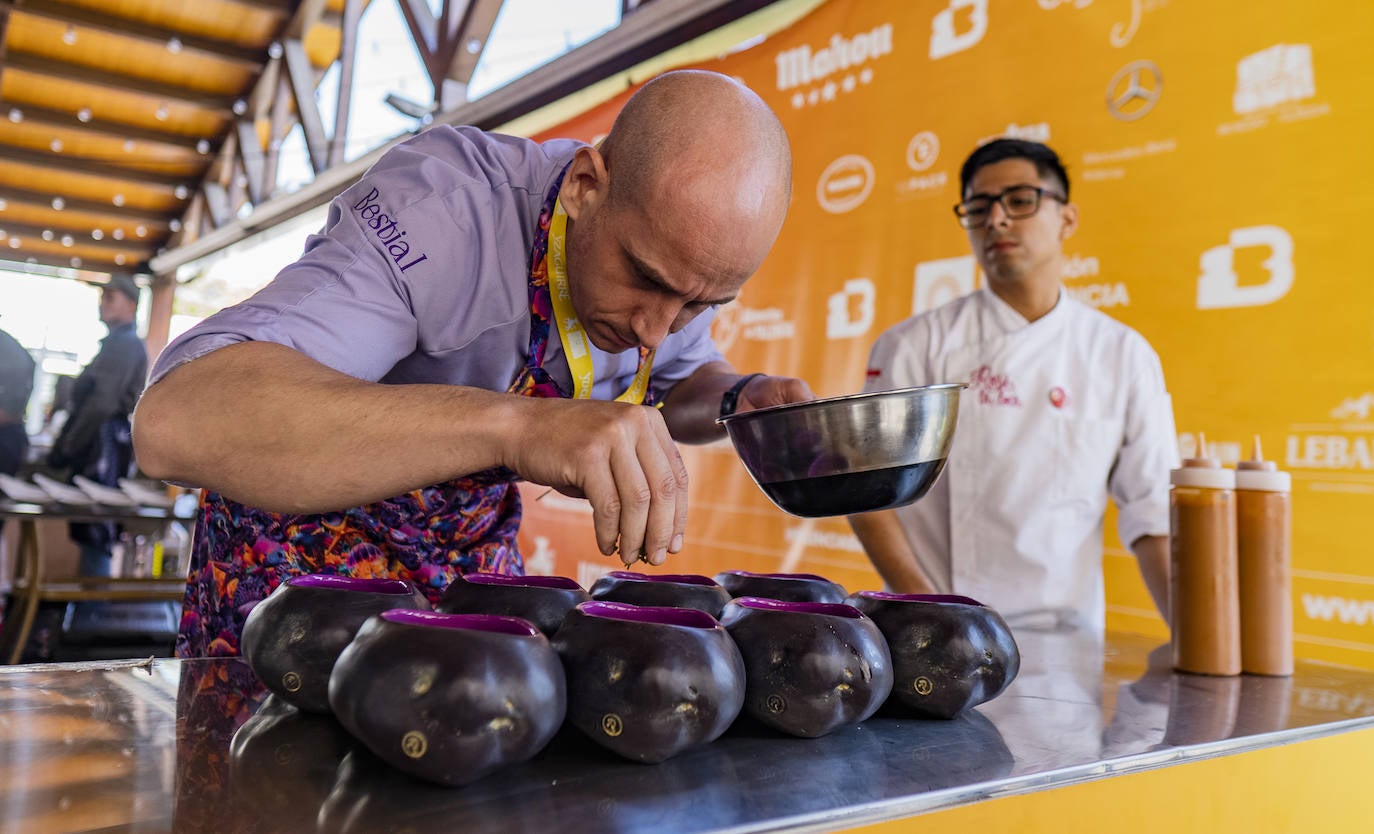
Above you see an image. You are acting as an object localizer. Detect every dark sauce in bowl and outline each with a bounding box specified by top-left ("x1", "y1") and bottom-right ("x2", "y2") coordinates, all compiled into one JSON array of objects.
[{"x1": 758, "y1": 459, "x2": 947, "y2": 518}]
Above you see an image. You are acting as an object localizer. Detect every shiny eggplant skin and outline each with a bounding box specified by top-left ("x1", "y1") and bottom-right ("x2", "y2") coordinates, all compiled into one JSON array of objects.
[
  {"x1": 589, "y1": 571, "x2": 732, "y2": 618},
  {"x1": 437, "y1": 573, "x2": 589, "y2": 636},
  {"x1": 552, "y1": 601, "x2": 745, "y2": 763},
  {"x1": 846, "y1": 592, "x2": 1020, "y2": 719},
  {"x1": 714, "y1": 570, "x2": 848, "y2": 604},
  {"x1": 241, "y1": 574, "x2": 430, "y2": 714}
]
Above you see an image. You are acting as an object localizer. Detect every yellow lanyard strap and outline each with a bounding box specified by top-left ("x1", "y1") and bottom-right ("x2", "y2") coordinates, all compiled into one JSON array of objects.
[{"x1": 547, "y1": 198, "x2": 656, "y2": 403}]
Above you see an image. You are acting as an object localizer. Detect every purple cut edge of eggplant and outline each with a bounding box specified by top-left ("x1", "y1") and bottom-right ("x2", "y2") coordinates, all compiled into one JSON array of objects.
[
  {"x1": 605, "y1": 570, "x2": 720, "y2": 587},
  {"x1": 718, "y1": 569, "x2": 833, "y2": 583},
  {"x1": 730, "y1": 597, "x2": 865, "y2": 618},
  {"x1": 856, "y1": 590, "x2": 986, "y2": 607},
  {"x1": 577, "y1": 600, "x2": 719, "y2": 628},
  {"x1": 379, "y1": 608, "x2": 542, "y2": 637},
  {"x1": 287, "y1": 574, "x2": 416, "y2": 595},
  {"x1": 459, "y1": 572, "x2": 585, "y2": 591}
]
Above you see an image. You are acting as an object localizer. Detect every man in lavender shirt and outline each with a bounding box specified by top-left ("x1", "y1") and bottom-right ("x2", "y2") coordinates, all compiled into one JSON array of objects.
[{"x1": 134, "y1": 71, "x2": 809, "y2": 651}]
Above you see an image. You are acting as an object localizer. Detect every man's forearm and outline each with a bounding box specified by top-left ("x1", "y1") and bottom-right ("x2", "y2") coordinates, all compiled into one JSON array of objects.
[
  {"x1": 848, "y1": 510, "x2": 938, "y2": 593},
  {"x1": 659, "y1": 361, "x2": 738, "y2": 444},
  {"x1": 133, "y1": 341, "x2": 527, "y2": 514},
  {"x1": 1131, "y1": 534, "x2": 1171, "y2": 623}
]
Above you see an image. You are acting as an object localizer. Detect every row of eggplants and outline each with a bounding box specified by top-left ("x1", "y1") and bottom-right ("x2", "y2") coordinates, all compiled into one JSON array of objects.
[{"x1": 240, "y1": 569, "x2": 1021, "y2": 788}]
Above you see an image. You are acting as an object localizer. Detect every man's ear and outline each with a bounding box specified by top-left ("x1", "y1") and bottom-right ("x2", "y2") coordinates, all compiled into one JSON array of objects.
[
  {"x1": 1059, "y1": 201, "x2": 1079, "y2": 241},
  {"x1": 560, "y1": 146, "x2": 609, "y2": 222}
]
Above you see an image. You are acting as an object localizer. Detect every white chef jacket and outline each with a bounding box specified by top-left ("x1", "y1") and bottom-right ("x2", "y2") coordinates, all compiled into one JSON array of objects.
[{"x1": 862, "y1": 288, "x2": 1177, "y2": 630}]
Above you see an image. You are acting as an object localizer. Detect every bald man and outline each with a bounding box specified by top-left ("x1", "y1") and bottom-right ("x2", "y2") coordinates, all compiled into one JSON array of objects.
[{"x1": 134, "y1": 70, "x2": 812, "y2": 657}]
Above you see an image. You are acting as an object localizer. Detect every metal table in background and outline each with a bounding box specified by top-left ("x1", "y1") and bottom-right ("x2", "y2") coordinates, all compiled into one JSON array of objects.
[
  {"x1": 1, "y1": 629, "x2": 1372, "y2": 833},
  {"x1": 0, "y1": 499, "x2": 195, "y2": 664}
]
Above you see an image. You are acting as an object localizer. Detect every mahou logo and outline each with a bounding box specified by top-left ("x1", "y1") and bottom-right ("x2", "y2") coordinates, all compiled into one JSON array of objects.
[{"x1": 775, "y1": 25, "x2": 894, "y2": 92}]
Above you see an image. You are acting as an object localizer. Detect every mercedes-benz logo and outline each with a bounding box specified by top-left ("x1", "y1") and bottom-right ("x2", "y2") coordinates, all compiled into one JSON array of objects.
[{"x1": 1106, "y1": 60, "x2": 1162, "y2": 121}]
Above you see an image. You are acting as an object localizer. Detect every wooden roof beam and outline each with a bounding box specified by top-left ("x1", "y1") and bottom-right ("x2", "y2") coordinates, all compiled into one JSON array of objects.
[
  {"x1": 0, "y1": 218, "x2": 157, "y2": 254},
  {"x1": 0, "y1": 0, "x2": 266, "y2": 69},
  {"x1": 0, "y1": 185, "x2": 168, "y2": 224},
  {"x1": 0, "y1": 144, "x2": 196, "y2": 189},
  {"x1": 0, "y1": 100, "x2": 216, "y2": 154},
  {"x1": 4, "y1": 52, "x2": 236, "y2": 114}
]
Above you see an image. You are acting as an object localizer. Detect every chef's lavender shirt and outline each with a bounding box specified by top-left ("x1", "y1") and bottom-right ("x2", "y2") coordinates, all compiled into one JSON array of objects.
[{"x1": 150, "y1": 126, "x2": 725, "y2": 397}]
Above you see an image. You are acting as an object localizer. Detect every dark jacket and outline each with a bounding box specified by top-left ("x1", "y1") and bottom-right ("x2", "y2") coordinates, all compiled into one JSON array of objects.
[
  {"x1": 49, "y1": 322, "x2": 147, "y2": 477},
  {"x1": 0, "y1": 327, "x2": 34, "y2": 425}
]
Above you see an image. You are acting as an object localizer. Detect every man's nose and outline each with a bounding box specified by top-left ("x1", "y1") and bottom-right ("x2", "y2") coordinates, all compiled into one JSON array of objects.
[
  {"x1": 632, "y1": 302, "x2": 687, "y2": 350},
  {"x1": 982, "y1": 199, "x2": 1013, "y2": 229}
]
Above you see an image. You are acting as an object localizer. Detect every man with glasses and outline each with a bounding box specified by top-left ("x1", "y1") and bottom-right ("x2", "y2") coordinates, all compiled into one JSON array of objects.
[{"x1": 848, "y1": 139, "x2": 1176, "y2": 632}]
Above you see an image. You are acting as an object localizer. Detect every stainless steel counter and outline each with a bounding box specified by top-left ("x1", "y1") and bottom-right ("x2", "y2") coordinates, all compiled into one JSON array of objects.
[{"x1": 1, "y1": 628, "x2": 1372, "y2": 834}]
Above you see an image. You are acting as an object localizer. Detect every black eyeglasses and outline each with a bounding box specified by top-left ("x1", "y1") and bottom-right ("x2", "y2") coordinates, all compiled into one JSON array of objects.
[{"x1": 953, "y1": 185, "x2": 1066, "y2": 229}]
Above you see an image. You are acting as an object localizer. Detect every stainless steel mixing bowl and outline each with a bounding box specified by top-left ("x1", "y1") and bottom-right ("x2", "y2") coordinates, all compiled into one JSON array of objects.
[{"x1": 716, "y1": 383, "x2": 965, "y2": 518}]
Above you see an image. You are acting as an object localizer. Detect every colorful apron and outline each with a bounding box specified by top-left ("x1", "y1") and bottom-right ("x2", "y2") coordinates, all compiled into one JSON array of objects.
[{"x1": 176, "y1": 168, "x2": 655, "y2": 658}]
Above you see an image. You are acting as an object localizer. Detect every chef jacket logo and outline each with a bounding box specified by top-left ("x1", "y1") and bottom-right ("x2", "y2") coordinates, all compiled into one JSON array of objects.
[
  {"x1": 817, "y1": 155, "x2": 874, "y2": 214},
  {"x1": 352, "y1": 186, "x2": 430, "y2": 273},
  {"x1": 1196, "y1": 225, "x2": 1294, "y2": 310},
  {"x1": 912, "y1": 255, "x2": 978, "y2": 315},
  {"x1": 930, "y1": 0, "x2": 988, "y2": 60},
  {"x1": 1234, "y1": 44, "x2": 1315, "y2": 115},
  {"x1": 1106, "y1": 60, "x2": 1162, "y2": 121},
  {"x1": 968, "y1": 365, "x2": 1022, "y2": 407},
  {"x1": 826, "y1": 278, "x2": 876, "y2": 340},
  {"x1": 776, "y1": 24, "x2": 892, "y2": 110}
]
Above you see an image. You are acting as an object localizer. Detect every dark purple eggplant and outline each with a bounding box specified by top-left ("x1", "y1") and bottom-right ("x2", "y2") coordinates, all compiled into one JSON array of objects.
[
  {"x1": 240, "y1": 574, "x2": 430, "y2": 713},
  {"x1": 436, "y1": 572, "x2": 589, "y2": 636},
  {"x1": 720, "y1": 597, "x2": 892, "y2": 737},
  {"x1": 588, "y1": 571, "x2": 732, "y2": 618},
  {"x1": 845, "y1": 591, "x2": 1020, "y2": 719},
  {"x1": 328, "y1": 609, "x2": 566, "y2": 787},
  {"x1": 552, "y1": 601, "x2": 745, "y2": 763},
  {"x1": 713, "y1": 570, "x2": 848, "y2": 603}
]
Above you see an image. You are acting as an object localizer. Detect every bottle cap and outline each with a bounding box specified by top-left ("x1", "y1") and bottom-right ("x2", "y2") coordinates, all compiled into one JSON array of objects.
[
  {"x1": 1172, "y1": 432, "x2": 1235, "y2": 489},
  {"x1": 1235, "y1": 436, "x2": 1290, "y2": 492}
]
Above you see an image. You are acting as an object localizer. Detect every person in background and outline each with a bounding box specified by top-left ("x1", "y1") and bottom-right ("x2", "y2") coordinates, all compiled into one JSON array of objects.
[
  {"x1": 849, "y1": 139, "x2": 1176, "y2": 631},
  {"x1": 0, "y1": 321, "x2": 34, "y2": 480},
  {"x1": 48, "y1": 273, "x2": 149, "y2": 577},
  {"x1": 133, "y1": 70, "x2": 814, "y2": 658}
]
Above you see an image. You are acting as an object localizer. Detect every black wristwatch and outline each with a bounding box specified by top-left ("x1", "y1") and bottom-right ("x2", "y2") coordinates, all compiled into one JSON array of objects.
[{"x1": 719, "y1": 373, "x2": 765, "y2": 419}]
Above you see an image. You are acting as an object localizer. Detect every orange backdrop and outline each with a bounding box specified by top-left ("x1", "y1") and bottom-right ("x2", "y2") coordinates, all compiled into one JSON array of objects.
[{"x1": 517, "y1": 0, "x2": 1374, "y2": 668}]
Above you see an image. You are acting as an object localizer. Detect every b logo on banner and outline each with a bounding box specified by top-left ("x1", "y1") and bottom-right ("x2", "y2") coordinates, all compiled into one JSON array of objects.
[
  {"x1": 826, "y1": 278, "x2": 876, "y2": 339},
  {"x1": 930, "y1": 0, "x2": 989, "y2": 60},
  {"x1": 913, "y1": 256, "x2": 979, "y2": 314},
  {"x1": 1197, "y1": 225, "x2": 1295, "y2": 309}
]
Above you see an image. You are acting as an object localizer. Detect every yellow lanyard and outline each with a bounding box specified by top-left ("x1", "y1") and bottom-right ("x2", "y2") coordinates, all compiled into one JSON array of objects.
[{"x1": 547, "y1": 198, "x2": 656, "y2": 403}]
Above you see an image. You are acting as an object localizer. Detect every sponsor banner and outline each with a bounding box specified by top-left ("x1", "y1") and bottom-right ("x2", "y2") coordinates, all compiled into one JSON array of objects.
[{"x1": 519, "y1": 0, "x2": 1374, "y2": 668}]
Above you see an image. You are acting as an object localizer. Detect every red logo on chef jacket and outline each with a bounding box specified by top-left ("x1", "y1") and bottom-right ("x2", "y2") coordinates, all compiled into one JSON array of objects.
[
  {"x1": 968, "y1": 365, "x2": 1022, "y2": 407},
  {"x1": 1049, "y1": 386, "x2": 1068, "y2": 409}
]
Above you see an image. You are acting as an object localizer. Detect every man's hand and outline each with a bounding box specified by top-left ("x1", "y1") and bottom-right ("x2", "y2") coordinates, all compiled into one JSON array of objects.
[
  {"x1": 730, "y1": 373, "x2": 816, "y2": 415},
  {"x1": 505, "y1": 397, "x2": 688, "y2": 567}
]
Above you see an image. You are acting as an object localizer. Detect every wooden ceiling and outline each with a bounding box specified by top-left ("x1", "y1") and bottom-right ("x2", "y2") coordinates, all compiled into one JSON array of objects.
[{"x1": 0, "y1": 0, "x2": 350, "y2": 275}]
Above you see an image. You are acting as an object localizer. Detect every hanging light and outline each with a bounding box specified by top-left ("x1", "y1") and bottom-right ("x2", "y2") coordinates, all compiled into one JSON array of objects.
[
  {"x1": 114, "y1": 254, "x2": 126, "y2": 265},
  {"x1": 112, "y1": 194, "x2": 126, "y2": 207},
  {"x1": 169, "y1": 219, "x2": 182, "y2": 232},
  {"x1": 60, "y1": 234, "x2": 74, "y2": 247},
  {"x1": 62, "y1": 26, "x2": 77, "y2": 46},
  {"x1": 41, "y1": 229, "x2": 54, "y2": 241},
  {"x1": 174, "y1": 185, "x2": 189, "y2": 200},
  {"x1": 196, "y1": 139, "x2": 211, "y2": 154},
  {"x1": 112, "y1": 228, "x2": 125, "y2": 240},
  {"x1": 70, "y1": 257, "x2": 82, "y2": 267},
  {"x1": 77, "y1": 108, "x2": 92, "y2": 123},
  {"x1": 51, "y1": 197, "x2": 65, "y2": 210},
  {"x1": 135, "y1": 225, "x2": 147, "y2": 238},
  {"x1": 50, "y1": 139, "x2": 63, "y2": 153},
  {"x1": 7, "y1": 109, "x2": 21, "y2": 123},
  {"x1": 92, "y1": 229, "x2": 104, "y2": 240},
  {"x1": 123, "y1": 140, "x2": 136, "y2": 153},
  {"x1": 167, "y1": 37, "x2": 183, "y2": 54},
  {"x1": 155, "y1": 104, "x2": 170, "y2": 121}
]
